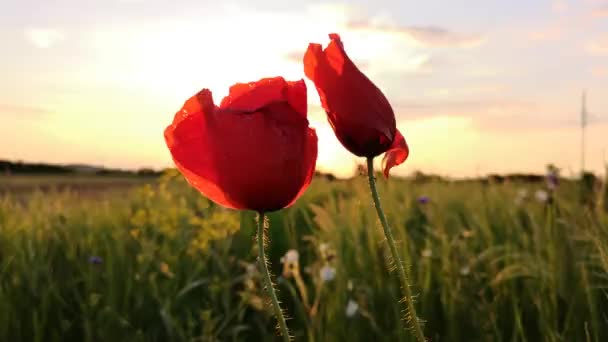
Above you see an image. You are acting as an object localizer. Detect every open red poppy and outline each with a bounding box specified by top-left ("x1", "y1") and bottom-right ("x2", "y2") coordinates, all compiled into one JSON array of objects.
[{"x1": 165, "y1": 77, "x2": 318, "y2": 212}]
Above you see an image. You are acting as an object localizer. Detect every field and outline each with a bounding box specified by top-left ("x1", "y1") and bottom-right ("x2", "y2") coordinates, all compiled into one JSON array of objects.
[
  {"x1": 1, "y1": 171, "x2": 607, "y2": 341},
  {"x1": 0, "y1": 174, "x2": 156, "y2": 196}
]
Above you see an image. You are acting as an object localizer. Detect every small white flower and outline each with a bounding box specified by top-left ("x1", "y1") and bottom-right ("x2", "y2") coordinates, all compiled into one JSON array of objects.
[
  {"x1": 535, "y1": 189, "x2": 548, "y2": 203},
  {"x1": 280, "y1": 249, "x2": 299, "y2": 264},
  {"x1": 280, "y1": 249, "x2": 301, "y2": 278},
  {"x1": 515, "y1": 188, "x2": 529, "y2": 205},
  {"x1": 460, "y1": 266, "x2": 470, "y2": 276},
  {"x1": 517, "y1": 188, "x2": 529, "y2": 198},
  {"x1": 320, "y1": 265, "x2": 336, "y2": 282},
  {"x1": 345, "y1": 299, "x2": 359, "y2": 317},
  {"x1": 461, "y1": 230, "x2": 474, "y2": 239},
  {"x1": 421, "y1": 249, "x2": 432, "y2": 258},
  {"x1": 245, "y1": 263, "x2": 257, "y2": 275},
  {"x1": 319, "y1": 242, "x2": 329, "y2": 255}
]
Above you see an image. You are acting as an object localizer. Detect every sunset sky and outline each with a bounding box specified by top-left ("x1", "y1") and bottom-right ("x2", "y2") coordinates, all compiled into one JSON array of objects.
[{"x1": 1, "y1": 0, "x2": 607, "y2": 178}]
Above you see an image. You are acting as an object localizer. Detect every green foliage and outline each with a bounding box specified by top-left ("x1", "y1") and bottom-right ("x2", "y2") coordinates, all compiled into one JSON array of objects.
[{"x1": 0, "y1": 172, "x2": 607, "y2": 341}]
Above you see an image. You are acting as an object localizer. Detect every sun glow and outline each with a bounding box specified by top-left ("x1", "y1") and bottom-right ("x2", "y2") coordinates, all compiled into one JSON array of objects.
[
  {"x1": 42, "y1": 4, "x2": 415, "y2": 173},
  {"x1": 3, "y1": 2, "x2": 606, "y2": 177}
]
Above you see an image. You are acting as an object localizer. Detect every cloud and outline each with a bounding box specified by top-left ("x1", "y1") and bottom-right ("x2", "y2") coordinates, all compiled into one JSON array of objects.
[
  {"x1": 586, "y1": 34, "x2": 608, "y2": 55},
  {"x1": 591, "y1": 5, "x2": 608, "y2": 17},
  {"x1": 392, "y1": 98, "x2": 582, "y2": 132},
  {"x1": 552, "y1": 0, "x2": 569, "y2": 13},
  {"x1": 591, "y1": 66, "x2": 608, "y2": 77},
  {"x1": 0, "y1": 104, "x2": 50, "y2": 117},
  {"x1": 394, "y1": 99, "x2": 536, "y2": 119},
  {"x1": 284, "y1": 50, "x2": 303, "y2": 64},
  {"x1": 24, "y1": 28, "x2": 65, "y2": 48},
  {"x1": 345, "y1": 20, "x2": 485, "y2": 48},
  {"x1": 528, "y1": 27, "x2": 563, "y2": 41},
  {"x1": 0, "y1": 104, "x2": 52, "y2": 125},
  {"x1": 284, "y1": 49, "x2": 372, "y2": 71}
]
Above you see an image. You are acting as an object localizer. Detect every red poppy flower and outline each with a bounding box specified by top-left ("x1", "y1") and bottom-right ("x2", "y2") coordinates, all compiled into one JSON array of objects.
[
  {"x1": 304, "y1": 33, "x2": 409, "y2": 178},
  {"x1": 164, "y1": 77, "x2": 318, "y2": 212}
]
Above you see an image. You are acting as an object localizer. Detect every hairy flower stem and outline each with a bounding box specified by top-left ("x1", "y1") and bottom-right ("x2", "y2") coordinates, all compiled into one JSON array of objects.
[
  {"x1": 257, "y1": 213, "x2": 291, "y2": 342},
  {"x1": 366, "y1": 157, "x2": 426, "y2": 342}
]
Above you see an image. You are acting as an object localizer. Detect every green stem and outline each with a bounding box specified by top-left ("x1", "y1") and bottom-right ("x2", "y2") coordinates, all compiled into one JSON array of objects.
[
  {"x1": 257, "y1": 213, "x2": 291, "y2": 342},
  {"x1": 366, "y1": 157, "x2": 426, "y2": 342}
]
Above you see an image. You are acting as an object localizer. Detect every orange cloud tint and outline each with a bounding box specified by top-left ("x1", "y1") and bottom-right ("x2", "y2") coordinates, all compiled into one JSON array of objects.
[
  {"x1": 591, "y1": 66, "x2": 608, "y2": 77},
  {"x1": 345, "y1": 20, "x2": 485, "y2": 48},
  {"x1": 586, "y1": 34, "x2": 608, "y2": 55},
  {"x1": 528, "y1": 27, "x2": 563, "y2": 41},
  {"x1": 592, "y1": 6, "x2": 608, "y2": 17}
]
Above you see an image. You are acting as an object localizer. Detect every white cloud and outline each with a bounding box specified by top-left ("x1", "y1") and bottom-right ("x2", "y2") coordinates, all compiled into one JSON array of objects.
[
  {"x1": 24, "y1": 28, "x2": 65, "y2": 48},
  {"x1": 586, "y1": 34, "x2": 608, "y2": 55},
  {"x1": 552, "y1": 0, "x2": 569, "y2": 13},
  {"x1": 528, "y1": 26, "x2": 562, "y2": 41},
  {"x1": 592, "y1": 5, "x2": 608, "y2": 17},
  {"x1": 346, "y1": 20, "x2": 485, "y2": 49},
  {"x1": 591, "y1": 66, "x2": 608, "y2": 77}
]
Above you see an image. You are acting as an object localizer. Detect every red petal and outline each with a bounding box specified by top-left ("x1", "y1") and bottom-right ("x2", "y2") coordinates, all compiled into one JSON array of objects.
[
  {"x1": 303, "y1": 43, "x2": 323, "y2": 81},
  {"x1": 164, "y1": 90, "x2": 241, "y2": 209},
  {"x1": 285, "y1": 79, "x2": 307, "y2": 118},
  {"x1": 166, "y1": 79, "x2": 316, "y2": 212},
  {"x1": 381, "y1": 129, "x2": 409, "y2": 178},
  {"x1": 328, "y1": 33, "x2": 344, "y2": 49},
  {"x1": 203, "y1": 104, "x2": 316, "y2": 211},
  {"x1": 165, "y1": 89, "x2": 213, "y2": 149},
  {"x1": 219, "y1": 77, "x2": 307, "y2": 119},
  {"x1": 219, "y1": 76, "x2": 281, "y2": 111},
  {"x1": 303, "y1": 33, "x2": 396, "y2": 157},
  {"x1": 285, "y1": 127, "x2": 318, "y2": 207}
]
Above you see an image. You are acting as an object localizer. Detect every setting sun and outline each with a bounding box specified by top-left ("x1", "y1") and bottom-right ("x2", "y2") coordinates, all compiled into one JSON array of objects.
[
  {"x1": 2, "y1": 1, "x2": 608, "y2": 341},
  {"x1": 1, "y1": 1, "x2": 607, "y2": 177}
]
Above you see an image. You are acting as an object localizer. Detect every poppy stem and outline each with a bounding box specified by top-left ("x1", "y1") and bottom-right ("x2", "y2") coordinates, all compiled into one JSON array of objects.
[
  {"x1": 257, "y1": 212, "x2": 291, "y2": 342},
  {"x1": 366, "y1": 157, "x2": 426, "y2": 342}
]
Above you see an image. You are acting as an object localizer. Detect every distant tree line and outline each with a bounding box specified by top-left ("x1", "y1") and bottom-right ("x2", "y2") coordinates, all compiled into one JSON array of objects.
[
  {"x1": 0, "y1": 160, "x2": 163, "y2": 177},
  {"x1": 1, "y1": 160, "x2": 73, "y2": 174}
]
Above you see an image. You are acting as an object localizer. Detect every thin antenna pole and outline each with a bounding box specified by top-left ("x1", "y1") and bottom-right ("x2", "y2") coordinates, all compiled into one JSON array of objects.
[{"x1": 581, "y1": 90, "x2": 587, "y2": 176}]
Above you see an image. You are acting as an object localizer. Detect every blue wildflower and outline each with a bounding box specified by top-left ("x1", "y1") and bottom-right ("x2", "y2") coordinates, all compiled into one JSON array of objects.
[
  {"x1": 417, "y1": 196, "x2": 430, "y2": 204},
  {"x1": 88, "y1": 256, "x2": 103, "y2": 265}
]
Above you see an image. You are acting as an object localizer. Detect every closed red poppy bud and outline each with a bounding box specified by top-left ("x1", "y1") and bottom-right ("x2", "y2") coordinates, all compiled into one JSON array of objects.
[
  {"x1": 304, "y1": 33, "x2": 409, "y2": 177},
  {"x1": 164, "y1": 77, "x2": 318, "y2": 212}
]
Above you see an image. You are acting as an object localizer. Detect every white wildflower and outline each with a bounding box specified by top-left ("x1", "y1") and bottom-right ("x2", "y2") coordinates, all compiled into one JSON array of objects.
[
  {"x1": 245, "y1": 263, "x2": 257, "y2": 276},
  {"x1": 280, "y1": 249, "x2": 299, "y2": 264},
  {"x1": 535, "y1": 189, "x2": 548, "y2": 203},
  {"x1": 320, "y1": 265, "x2": 336, "y2": 282},
  {"x1": 518, "y1": 188, "x2": 529, "y2": 198},
  {"x1": 461, "y1": 230, "x2": 474, "y2": 239},
  {"x1": 319, "y1": 242, "x2": 329, "y2": 255},
  {"x1": 515, "y1": 188, "x2": 529, "y2": 205},
  {"x1": 345, "y1": 299, "x2": 359, "y2": 317}
]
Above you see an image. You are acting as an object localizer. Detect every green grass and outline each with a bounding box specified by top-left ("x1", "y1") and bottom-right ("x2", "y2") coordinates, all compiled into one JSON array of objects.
[
  {"x1": 0, "y1": 174, "x2": 156, "y2": 198},
  {"x1": 0, "y1": 171, "x2": 607, "y2": 341},
  {"x1": 0, "y1": 174, "x2": 148, "y2": 186}
]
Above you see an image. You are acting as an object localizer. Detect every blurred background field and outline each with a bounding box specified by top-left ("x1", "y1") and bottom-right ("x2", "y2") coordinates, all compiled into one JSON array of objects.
[
  {"x1": 1, "y1": 168, "x2": 607, "y2": 341},
  {"x1": 3, "y1": 1, "x2": 608, "y2": 341}
]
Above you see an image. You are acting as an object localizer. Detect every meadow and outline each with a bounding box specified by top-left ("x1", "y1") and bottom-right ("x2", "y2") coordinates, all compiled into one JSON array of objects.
[{"x1": 0, "y1": 170, "x2": 607, "y2": 342}]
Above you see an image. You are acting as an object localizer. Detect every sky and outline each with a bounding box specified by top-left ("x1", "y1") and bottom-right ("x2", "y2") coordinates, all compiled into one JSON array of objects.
[{"x1": 1, "y1": 0, "x2": 607, "y2": 178}]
